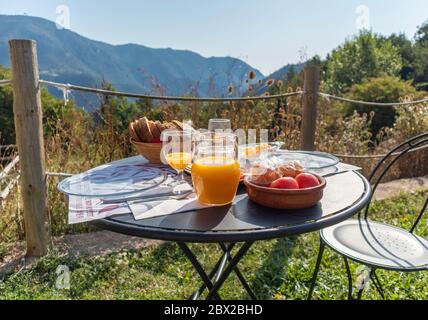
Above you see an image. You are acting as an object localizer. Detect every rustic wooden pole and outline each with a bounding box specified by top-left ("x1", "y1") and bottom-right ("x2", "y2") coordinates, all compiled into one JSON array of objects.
[
  {"x1": 9, "y1": 40, "x2": 50, "y2": 257},
  {"x1": 301, "y1": 65, "x2": 321, "y2": 151}
]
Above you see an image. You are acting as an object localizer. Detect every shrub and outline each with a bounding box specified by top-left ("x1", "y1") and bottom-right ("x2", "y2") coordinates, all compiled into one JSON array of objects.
[{"x1": 343, "y1": 76, "x2": 418, "y2": 136}]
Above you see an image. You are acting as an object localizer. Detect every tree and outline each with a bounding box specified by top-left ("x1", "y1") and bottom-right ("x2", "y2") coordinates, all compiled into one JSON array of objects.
[
  {"x1": 415, "y1": 20, "x2": 428, "y2": 44},
  {"x1": 0, "y1": 65, "x2": 86, "y2": 145},
  {"x1": 413, "y1": 20, "x2": 428, "y2": 90},
  {"x1": 96, "y1": 81, "x2": 165, "y2": 135},
  {"x1": 0, "y1": 66, "x2": 14, "y2": 144},
  {"x1": 307, "y1": 55, "x2": 322, "y2": 67},
  {"x1": 97, "y1": 81, "x2": 142, "y2": 134},
  {"x1": 380, "y1": 21, "x2": 428, "y2": 91},
  {"x1": 135, "y1": 98, "x2": 163, "y2": 121},
  {"x1": 386, "y1": 33, "x2": 416, "y2": 80},
  {"x1": 343, "y1": 76, "x2": 418, "y2": 136},
  {"x1": 42, "y1": 87, "x2": 84, "y2": 138},
  {"x1": 285, "y1": 66, "x2": 297, "y2": 87},
  {"x1": 323, "y1": 31, "x2": 402, "y2": 94}
]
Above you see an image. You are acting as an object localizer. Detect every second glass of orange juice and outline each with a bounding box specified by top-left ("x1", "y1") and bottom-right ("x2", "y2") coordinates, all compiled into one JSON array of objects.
[
  {"x1": 161, "y1": 130, "x2": 193, "y2": 194},
  {"x1": 192, "y1": 132, "x2": 241, "y2": 206}
]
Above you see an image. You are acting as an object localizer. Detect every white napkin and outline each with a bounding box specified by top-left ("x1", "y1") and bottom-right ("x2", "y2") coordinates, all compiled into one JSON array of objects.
[
  {"x1": 314, "y1": 162, "x2": 362, "y2": 177},
  {"x1": 67, "y1": 175, "x2": 188, "y2": 224},
  {"x1": 68, "y1": 195, "x2": 131, "y2": 224},
  {"x1": 127, "y1": 179, "x2": 210, "y2": 220},
  {"x1": 129, "y1": 193, "x2": 209, "y2": 220}
]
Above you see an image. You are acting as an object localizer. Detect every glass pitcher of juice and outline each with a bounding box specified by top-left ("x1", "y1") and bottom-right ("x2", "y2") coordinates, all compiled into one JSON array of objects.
[{"x1": 192, "y1": 132, "x2": 241, "y2": 206}]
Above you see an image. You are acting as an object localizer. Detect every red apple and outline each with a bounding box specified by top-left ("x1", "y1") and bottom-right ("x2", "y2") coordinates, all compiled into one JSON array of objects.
[
  {"x1": 270, "y1": 177, "x2": 299, "y2": 190},
  {"x1": 295, "y1": 173, "x2": 320, "y2": 189}
]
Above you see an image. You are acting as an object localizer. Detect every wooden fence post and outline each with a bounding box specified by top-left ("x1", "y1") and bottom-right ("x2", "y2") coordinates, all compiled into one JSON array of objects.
[
  {"x1": 301, "y1": 65, "x2": 321, "y2": 151},
  {"x1": 9, "y1": 40, "x2": 50, "y2": 257}
]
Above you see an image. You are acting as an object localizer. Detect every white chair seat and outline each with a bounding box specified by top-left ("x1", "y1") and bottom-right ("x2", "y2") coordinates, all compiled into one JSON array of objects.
[{"x1": 321, "y1": 219, "x2": 428, "y2": 271}]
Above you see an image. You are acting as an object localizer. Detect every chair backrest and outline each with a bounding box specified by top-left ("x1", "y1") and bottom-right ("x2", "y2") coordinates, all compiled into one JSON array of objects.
[{"x1": 363, "y1": 132, "x2": 428, "y2": 227}]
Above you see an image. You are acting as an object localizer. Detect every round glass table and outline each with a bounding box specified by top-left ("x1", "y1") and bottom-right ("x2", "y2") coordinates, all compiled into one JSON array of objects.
[{"x1": 91, "y1": 169, "x2": 372, "y2": 300}]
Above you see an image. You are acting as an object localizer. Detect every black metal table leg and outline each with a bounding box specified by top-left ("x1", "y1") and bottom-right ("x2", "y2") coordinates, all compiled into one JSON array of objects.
[
  {"x1": 219, "y1": 243, "x2": 257, "y2": 300},
  {"x1": 190, "y1": 250, "x2": 229, "y2": 300},
  {"x1": 206, "y1": 241, "x2": 254, "y2": 300},
  {"x1": 179, "y1": 242, "x2": 256, "y2": 300},
  {"x1": 307, "y1": 239, "x2": 326, "y2": 300},
  {"x1": 189, "y1": 243, "x2": 237, "y2": 300},
  {"x1": 178, "y1": 242, "x2": 222, "y2": 300}
]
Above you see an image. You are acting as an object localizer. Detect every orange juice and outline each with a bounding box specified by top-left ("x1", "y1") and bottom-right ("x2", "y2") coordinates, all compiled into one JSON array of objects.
[
  {"x1": 243, "y1": 143, "x2": 270, "y2": 158},
  {"x1": 192, "y1": 156, "x2": 241, "y2": 206},
  {"x1": 166, "y1": 152, "x2": 193, "y2": 171}
]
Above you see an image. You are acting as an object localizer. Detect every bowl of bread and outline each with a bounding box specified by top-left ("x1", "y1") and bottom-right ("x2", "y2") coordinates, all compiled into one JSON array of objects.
[{"x1": 129, "y1": 117, "x2": 190, "y2": 164}]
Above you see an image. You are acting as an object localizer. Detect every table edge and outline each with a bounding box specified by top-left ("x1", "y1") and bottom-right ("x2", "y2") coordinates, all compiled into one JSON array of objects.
[{"x1": 92, "y1": 171, "x2": 372, "y2": 243}]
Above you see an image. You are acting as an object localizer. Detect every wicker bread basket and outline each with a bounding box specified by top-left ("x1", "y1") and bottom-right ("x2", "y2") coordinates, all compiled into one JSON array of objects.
[{"x1": 131, "y1": 139, "x2": 163, "y2": 164}]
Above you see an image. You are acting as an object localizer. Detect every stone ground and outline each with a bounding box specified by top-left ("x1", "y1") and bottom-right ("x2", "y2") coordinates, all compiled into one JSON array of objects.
[
  {"x1": 0, "y1": 232, "x2": 161, "y2": 275},
  {"x1": 2, "y1": 175, "x2": 428, "y2": 274},
  {"x1": 373, "y1": 175, "x2": 428, "y2": 201}
]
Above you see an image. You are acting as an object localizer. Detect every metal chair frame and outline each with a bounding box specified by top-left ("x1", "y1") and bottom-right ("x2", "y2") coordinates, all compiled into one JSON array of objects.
[{"x1": 308, "y1": 132, "x2": 428, "y2": 300}]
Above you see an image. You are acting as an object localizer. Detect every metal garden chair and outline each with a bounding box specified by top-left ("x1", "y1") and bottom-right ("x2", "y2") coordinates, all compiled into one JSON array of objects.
[{"x1": 308, "y1": 132, "x2": 428, "y2": 300}]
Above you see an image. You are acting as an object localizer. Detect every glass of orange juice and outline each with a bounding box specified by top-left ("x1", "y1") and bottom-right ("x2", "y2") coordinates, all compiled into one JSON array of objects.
[
  {"x1": 161, "y1": 130, "x2": 193, "y2": 194},
  {"x1": 192, "y1": 132, "x2": 241, "y2": 206}
]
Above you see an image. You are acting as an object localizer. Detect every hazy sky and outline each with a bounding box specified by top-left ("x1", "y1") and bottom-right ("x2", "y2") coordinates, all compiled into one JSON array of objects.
[{"x1": 1, "y1": 0, "x2": 428, "y2": 75}]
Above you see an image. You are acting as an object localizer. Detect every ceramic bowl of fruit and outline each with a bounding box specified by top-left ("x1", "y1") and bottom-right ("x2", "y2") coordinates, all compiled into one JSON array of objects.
[{"x1": 244, "y1": 163, "x2": 326, "y2": 210}]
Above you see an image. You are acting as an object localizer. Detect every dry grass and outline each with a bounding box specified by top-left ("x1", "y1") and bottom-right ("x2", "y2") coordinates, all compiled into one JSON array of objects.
[
  {"x1": 0, "y1": 84, "x2": 428, "y2": 301},
  {"x1": 1, "y1": 88, "x2": 428, "y2": 243}
]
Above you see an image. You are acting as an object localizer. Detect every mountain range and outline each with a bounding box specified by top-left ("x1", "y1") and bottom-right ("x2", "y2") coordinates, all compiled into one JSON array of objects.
[{"x1": 0, "y1": 15, "x2": 303, "y2": 109}]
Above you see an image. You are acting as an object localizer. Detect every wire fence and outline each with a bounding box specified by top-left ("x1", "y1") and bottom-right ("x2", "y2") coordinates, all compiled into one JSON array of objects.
[
  {"x1": 333, "y1": 143, "x2": 428, "y2": 160},
  {"x1": 319, "y1": 92, "x2": 428, "y2": 107},
  {"x1": 38, "y1": 79, "x2": 428, "y2": 106},
  {"x1": 0, "y1": 78, "x2": 426, "y2": 105},
  {"x1": 45, "y1": 172, "x2": 73, "y2": 178},
  {"x1": 0, "y1": 156, "x2": 20, "y2": 203},
  {"x1": 0, "y1": 79, "x2": 12, "y2": 87},
  {"x1": 39, "y1": 80, "x2": 303, "y2": 102},
  {"x1": 0, "y1": 145, "x2": 16, "y2": 150},
  {"x1": 2, "y1": 78, "x2": 428, "y2": 168}
]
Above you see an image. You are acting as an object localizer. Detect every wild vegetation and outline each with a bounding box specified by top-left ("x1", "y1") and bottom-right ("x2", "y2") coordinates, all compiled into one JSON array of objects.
[
  {"x1": 1, "y1": 24, "x2": 428, "y2": 240},
  {"x1": 0, "y1": 21, "x2": 428, "y2": 300}
]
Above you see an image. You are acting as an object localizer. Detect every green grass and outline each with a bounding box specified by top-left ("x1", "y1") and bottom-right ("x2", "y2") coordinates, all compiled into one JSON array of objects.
[{"x1": 0, "y1": 190, "x2": 427, "y2": 300}]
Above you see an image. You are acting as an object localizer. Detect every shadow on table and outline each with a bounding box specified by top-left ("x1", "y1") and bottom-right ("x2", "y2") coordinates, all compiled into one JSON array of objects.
[{"x1": 250, "y1": 237, "x2": 298, "y2": 300}]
